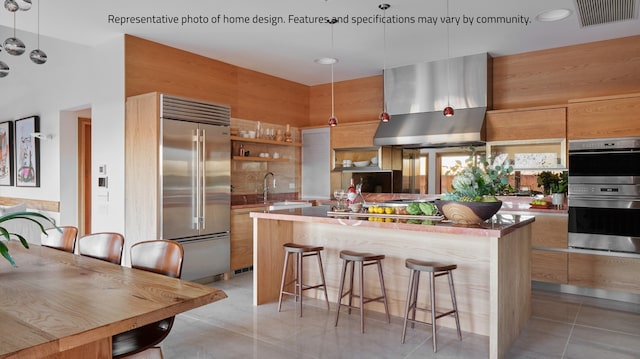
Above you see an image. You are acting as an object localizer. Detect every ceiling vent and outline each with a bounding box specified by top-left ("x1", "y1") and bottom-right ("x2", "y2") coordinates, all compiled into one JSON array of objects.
[{"x1": 575, "y1": 0, "x2": 637, "y2": 26}]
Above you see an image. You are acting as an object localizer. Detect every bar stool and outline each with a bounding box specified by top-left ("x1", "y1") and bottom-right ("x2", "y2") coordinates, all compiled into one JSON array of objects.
[
  {"x1": 278, "y1": 243, "x2": 330, "y2": 316},
  {"x1": 335, "y1": 250, "x2": 390, "y2": 333},
  {"x1": 401, "y1": 258, "x2": 462, "y2": 352}
]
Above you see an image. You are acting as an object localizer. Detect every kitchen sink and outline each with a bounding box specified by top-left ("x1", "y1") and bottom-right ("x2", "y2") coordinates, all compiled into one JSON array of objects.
[{"x1": 268, "y1": 201, "x2": 313, "y2": 211}]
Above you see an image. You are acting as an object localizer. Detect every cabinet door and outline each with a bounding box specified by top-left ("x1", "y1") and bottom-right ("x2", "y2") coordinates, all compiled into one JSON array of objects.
[
  {"x1": 230, "y1": 206, "x2": 265, "y2": 270},
  {"x1": 568, "y1": 95, "x2": 640, "y2": 139},
  {"x1": 531, "y1": 215, "x2": 568, "y2": 284},
  {"x1": 331, "y1": 122, "x2": 378, "y2": 149},
  {"x1": 486, "y1": 107, "x2": 566, "y2": 141}
]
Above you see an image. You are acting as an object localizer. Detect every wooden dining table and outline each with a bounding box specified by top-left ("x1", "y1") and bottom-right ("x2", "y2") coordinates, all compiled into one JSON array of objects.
[{"x1": 0, "y1": 241, "x2": 227, "y2": 359}]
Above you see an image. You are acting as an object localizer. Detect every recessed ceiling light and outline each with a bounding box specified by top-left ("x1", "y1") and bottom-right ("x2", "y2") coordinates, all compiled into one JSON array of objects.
[
  {"x1": 536, "y1": 8, "x2": 572, "y2": 22},
  {"x1": 314, "y1": 57, "x2": 338, "y2": 65}
]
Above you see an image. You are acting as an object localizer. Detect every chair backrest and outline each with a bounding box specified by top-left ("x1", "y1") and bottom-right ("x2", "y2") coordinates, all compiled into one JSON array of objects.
[
  {"x1": 77, "y1": 232, "x2": 125, "y2": 265},
  {"x1": 41, "y1": 226, "x2": 78, "y2": 253},
  {"x1": 130, "y1": 240, "x2": 183, "y2": 278},
  {"x1": 112, "y1": 240, "x2": 185, "y2": 358}
]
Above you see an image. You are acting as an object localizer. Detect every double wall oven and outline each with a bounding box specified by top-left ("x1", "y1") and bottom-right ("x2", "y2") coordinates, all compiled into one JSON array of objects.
[{"x1": 568, "y1": 137, "x2": 640, "y2": 254}]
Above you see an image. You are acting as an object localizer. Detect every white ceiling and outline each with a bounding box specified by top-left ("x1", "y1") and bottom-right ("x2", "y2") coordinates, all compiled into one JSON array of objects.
[{"x1": 1, "y1": 0, "x2": 639, "y2": 85}]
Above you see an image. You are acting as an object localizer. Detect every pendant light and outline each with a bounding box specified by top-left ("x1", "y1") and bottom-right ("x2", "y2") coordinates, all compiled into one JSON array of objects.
[
  {"x1": 4, "y1": 11, "x2": 26, "y2": 56},
  {"x1": 443, "y1": 0, "x2": 454, "y2": 117},
  {"x1": 29, "y1": 0, "x2": 46, "y2": 64},
  {"x1": 323, "y1": 18, "x2": 339, "y2": 127},
  {"x1": 379, "y1": 3, "x2": 391, "y2": 123}
]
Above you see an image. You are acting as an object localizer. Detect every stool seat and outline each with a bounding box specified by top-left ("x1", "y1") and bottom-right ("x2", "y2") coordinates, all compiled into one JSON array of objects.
[
  {"x1": 278, "y1": 242, "x2": 329, "y2": 316},
  {"x1": 335, "y1": 249, "x2": 390, "y2": 333},
  {"x1": 405, "y1": 259, "x2": 457, "y2": 273},
  {"x1": 283, "y1": 243, "x2": 324, "y2": 253},
  {"x1": 339, "y1": 250, "x2": 385, "y2": 262},
  {"x1": 402, "y1": 258, "x2": 462, "y2": 352}
]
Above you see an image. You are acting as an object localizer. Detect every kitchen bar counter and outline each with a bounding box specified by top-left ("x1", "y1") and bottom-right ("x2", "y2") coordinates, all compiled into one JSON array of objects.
[{"x1": 250, "y1": 207, "x2": 534, "y2": 359}]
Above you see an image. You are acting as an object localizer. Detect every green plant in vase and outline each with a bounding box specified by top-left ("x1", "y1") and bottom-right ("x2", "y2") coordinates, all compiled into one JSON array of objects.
[
  {"x1": 441, "y1": 147, "x2": 514, "y2": 202},
  {"x1": 0, "y1": 211, "x2": 56, "y2": 267},
  {"x1": 437, "y1": 148, "x2": 513, "y2": 224},
  {"x1": 536, "y1": 171, "x2": 563, "y2": 196}
]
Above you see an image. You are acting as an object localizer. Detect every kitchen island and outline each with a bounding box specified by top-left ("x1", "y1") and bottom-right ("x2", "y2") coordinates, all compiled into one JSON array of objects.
[{"x1": 250, "y1": 206, "x2": 534, "y2": 359}]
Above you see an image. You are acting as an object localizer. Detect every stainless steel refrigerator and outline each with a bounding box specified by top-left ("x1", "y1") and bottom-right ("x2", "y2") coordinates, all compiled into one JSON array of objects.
[{"x1": 160, "y1": 95, "x2": 231, "y2": 282}]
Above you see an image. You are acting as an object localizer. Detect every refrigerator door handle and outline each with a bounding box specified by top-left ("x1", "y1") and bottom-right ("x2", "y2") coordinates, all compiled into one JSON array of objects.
[
  {"x1": 200, "y1": 127, "x2": 206, "y2": 231},
  {"x1": 192, "y1": 129, "x2": 200, "y2": 229}
]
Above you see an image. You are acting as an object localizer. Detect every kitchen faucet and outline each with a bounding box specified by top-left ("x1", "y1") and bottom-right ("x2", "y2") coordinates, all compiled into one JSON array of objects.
[{"x1": 263, "y1": 172, "x2": 275, "y2": 203}]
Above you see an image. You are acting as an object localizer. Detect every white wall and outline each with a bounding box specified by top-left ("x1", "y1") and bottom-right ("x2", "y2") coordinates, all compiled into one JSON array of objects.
[
  {"x1": 0, "y1": 31, "x2": 126, "y2": 235},
  {"x1": 89, "y1": 36, "x2": 126, "y2": 235}
]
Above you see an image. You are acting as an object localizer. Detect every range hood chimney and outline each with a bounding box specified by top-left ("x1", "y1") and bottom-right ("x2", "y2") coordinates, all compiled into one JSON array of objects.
[{"x1": 373, "y1": 53, "x2": 492, "y2": 148}]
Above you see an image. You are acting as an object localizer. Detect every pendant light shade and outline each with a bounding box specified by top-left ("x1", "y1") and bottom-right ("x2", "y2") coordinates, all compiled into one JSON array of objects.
[
  {"x1": 29, "y1": 0, "x2": 46, "y2": 64},
  {"x1": 443, "y1": 106, "x2": 454, "y2": 117},
  {"x1": 379, "y1": 3, "x2": 391, "y2": 123},
  {"x1": 0, "y1": 61, "x2": 9, "y2": 78},
  {"x1": 4, "y1": 0, "x2": 18, "y2": 12}
]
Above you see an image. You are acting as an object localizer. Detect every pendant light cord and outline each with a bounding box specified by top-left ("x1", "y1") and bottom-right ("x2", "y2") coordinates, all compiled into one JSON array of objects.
[
  {"x1": 330, "y1": 18, "x2": 336, "y2": 118},
  {"x1": 36, "y1": 0, "x2": 40, "y2": 48},
  {"x1": 446, "y1": 0, "x2": 451, "y2": 107},
  {"x1": 382, "y1": 7, "x2": 388, "y2": 113}
]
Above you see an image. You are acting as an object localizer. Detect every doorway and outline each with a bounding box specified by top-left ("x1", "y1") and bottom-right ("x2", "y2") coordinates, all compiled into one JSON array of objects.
[{"x1": 78, "y1": 117, "x2": 91, "y2": 235}]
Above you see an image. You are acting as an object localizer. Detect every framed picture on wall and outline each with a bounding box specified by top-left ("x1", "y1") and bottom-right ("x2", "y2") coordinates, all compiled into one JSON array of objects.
[
  {"x1": 0, "y1": 120, "x2": 14, "y2": 186},
  {"x1": 15, "y1": 116, "x2": 40, "y2": 187}
]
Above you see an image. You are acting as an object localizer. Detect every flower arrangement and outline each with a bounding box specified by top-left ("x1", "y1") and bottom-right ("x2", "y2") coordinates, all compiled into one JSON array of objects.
[{"x1": 441, "y1": 148, "x2": 513, "y2": 202}]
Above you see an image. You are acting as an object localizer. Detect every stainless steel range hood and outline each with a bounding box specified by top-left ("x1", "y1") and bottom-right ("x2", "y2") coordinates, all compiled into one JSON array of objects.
[{"x1": 373, "y1": 53, "x2": 492, "y2": 148}]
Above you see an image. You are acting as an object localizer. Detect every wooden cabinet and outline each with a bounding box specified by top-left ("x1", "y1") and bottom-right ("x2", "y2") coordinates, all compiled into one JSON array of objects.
[
  {"x1": 486, "y1": 106, "x2": 566, "y2": 142},
  {"x1": 230, "y1": 206, "x2": 265, "y2": 271},
  {"x1": 568, "y1": 253, "x2": 640, "y2": 294},
  {"x1": 330, "y1": 121, "x2": 378, "y2": 149},
  {"x1": 531, "y1": 215, "x2": 568, "y2": 284},
  {"x1": 568, "y1": 93, "x2": 640, "y2": 139}
]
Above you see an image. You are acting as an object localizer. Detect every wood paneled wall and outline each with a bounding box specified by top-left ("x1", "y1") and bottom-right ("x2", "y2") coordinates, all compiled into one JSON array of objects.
[
  {"x1": 309, "y1": 75, "x2": 382, "y2": 127},
  {"x1": 126, "y1": 34, "x2": 640, "y2": 127},
  {"x1": 493, "y1": 35, "x2": 640, "y2": 109},
  {"x1": 124, "y1": 35, "x2": 309, "y2": 127}
]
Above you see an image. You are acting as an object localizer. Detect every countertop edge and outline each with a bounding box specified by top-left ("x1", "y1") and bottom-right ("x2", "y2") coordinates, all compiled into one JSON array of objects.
[{"x1": 250, "y1": 207, "x2": 535, "y2": 238}]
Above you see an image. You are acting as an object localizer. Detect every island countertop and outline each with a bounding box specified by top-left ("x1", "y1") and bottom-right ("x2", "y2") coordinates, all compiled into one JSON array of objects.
[{"x1": 249, "y1": 205, "x2": 535, "y2": 238}]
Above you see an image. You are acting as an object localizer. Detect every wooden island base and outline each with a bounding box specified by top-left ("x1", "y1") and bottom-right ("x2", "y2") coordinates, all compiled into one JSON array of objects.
[{"x1": 251, "y1": 208, "x2": 533, "y2": 359}]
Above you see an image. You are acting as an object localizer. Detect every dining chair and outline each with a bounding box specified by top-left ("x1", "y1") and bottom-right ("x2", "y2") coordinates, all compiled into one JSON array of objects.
[
  {"x1": 112, "y1": 240, "x2": 184, "y2": 359},
  {"x1": 77, "y1": 232, "x2": 125, "y2": 265},
  {"x1": 41, "y1": 226, "x2": 78, "y2": 253}
]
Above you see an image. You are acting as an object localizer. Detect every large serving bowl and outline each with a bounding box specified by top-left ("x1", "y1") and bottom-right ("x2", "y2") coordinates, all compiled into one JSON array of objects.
[
  {"x1": 353, "y1": 160, "x2": 370, "y2": 167},
  {"x1": 434, "y1": 199, "x2": 502, "y2": 224}
]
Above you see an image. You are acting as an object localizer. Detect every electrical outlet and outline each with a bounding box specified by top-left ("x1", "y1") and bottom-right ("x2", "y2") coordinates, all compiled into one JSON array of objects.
[{"x1": 289, "y1": 183, "x2": 295, "y2": 189}]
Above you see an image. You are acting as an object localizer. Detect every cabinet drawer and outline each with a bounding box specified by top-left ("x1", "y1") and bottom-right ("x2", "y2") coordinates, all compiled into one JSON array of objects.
[
  {"x1": 568, "y1": 253, "x2": 640, "y2": 294},
  {"x1": 531, "y1": 215, "x2": 568, "y2": 248}
]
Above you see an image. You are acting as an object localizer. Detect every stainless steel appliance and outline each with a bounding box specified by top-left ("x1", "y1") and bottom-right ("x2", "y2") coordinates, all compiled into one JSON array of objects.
[
  {"x1": 160, "y1": 95, "x2": 231, "y2": 281},
  {"x1": 373, "y1": 53, "x2": 491, "y2": 148},
  {"x1": 568, "y1": 137, "x2": 640, "y2": 254}
]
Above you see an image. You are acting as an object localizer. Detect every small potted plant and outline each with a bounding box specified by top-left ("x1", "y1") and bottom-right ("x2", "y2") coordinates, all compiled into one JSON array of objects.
[
  {"x1": 549, "y1": 171, "x2": 568, "y2": 209},
  {"x1": 536, "y1": 171, "x2": 562, "y2": 196}
]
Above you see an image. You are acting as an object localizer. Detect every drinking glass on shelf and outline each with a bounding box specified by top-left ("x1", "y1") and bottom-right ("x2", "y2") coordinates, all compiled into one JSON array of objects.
[{"x1": 333, "y1": 189, "x2": 346, "y2": 210}]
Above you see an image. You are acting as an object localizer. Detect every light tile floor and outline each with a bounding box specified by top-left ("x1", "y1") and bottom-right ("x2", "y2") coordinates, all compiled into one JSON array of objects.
[{"x1": 163, "y1": 272, "x2": 640, "y2": 358}]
